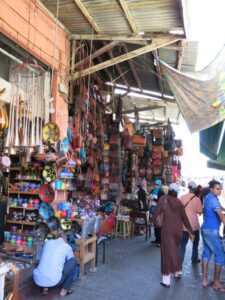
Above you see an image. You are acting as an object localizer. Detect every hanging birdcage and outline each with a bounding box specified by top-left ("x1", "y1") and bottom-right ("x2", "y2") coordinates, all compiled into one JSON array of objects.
[{"x1": 5, "y1": 62, "x2": 45, "y2": 154}]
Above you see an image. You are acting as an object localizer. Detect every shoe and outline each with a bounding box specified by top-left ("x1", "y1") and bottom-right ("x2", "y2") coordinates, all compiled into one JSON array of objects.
[
  {"x1": 192, "y1": 259, "x2": 201, "y2": 264},
  {"x1": 156, "y1": 243, "x2": 161, "y2": 247},
  {"x1": 151, "y1": 240, "x2": 157, "y2": 244},
  {"x1": 160, "y1": 282, "x2": 170, "y2": 288},
  {"x1": 174, "y1": 274, "x2": 182, "y2": 279}
]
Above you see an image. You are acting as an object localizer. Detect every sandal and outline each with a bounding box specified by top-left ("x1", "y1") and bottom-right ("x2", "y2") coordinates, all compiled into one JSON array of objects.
[
  {"x1": 60, "y1": 288, "x2": 74, "y2": 297},
  {"x1": 213, "y1": 285, "x2": 225, "y2": 293},
  {"x1": 41, "y1": 288, "x2": 49, "y2": 295},
  {"x1": 202, "y1": 281, "x2": 213, "y2": 287}
]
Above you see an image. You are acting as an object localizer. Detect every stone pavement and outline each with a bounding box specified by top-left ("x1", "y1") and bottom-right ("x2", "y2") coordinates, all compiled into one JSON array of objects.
[{"x1": 20, "y1": 234, "x2": 225, "y2": 300}]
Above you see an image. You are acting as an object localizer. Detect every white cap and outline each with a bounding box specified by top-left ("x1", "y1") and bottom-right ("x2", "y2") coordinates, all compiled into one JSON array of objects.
[
  {"x1": 188, "y1": 181, "x2": 197, "y2": 189},
  {"x1": 169, "y1": 183, "x2": 179, "y2": 193}
]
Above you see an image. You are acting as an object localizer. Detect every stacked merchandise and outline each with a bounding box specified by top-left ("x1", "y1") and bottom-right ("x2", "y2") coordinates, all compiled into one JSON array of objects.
[
  {"x1": 109, "y1": 121, "x2": 122, "y2": 204},
  {"x1": 100, "y1": 141, "x2": 110, "y2": 201}
]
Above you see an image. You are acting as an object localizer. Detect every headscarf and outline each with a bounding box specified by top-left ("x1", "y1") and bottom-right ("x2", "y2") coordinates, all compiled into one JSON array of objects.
[{"x1": 152, "y1": 179, "x2": 162, "y2": 196}]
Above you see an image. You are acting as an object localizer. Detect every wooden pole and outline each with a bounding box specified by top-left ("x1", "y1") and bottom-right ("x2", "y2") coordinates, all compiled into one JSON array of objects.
[{"x1": 71, "y1": 38, "x2": 180, "y2": 80}]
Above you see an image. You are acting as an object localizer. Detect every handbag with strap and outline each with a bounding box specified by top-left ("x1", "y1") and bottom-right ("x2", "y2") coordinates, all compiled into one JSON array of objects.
[{"x1": 154, "y1": 197, "x2": 167, "y2": 228}]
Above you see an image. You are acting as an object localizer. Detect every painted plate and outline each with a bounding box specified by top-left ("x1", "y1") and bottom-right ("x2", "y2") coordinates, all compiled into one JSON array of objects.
[
  {"x1": 42, "y1": 165, "x2": 56, "y2": 183},
  {"x1": 42, "y1": 123, "x2": 60, "y2": 143},
  {"x1": 39, "y1": 184, "x2": 55, "y2": 203},
  {"x1": 38, "y1": 202, "x2": 55, "y2": 220}
]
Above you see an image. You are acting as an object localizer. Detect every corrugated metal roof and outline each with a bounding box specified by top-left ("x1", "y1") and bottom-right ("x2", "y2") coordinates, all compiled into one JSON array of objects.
[
  {"x1": 40, "y1": 0, "x2": 194, "y2": 107},
  {"x1": 41, "y1": 0, "x2": 184, "y2": 35}
]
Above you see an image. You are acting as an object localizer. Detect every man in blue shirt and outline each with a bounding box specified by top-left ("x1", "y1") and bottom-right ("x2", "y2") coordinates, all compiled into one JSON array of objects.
[
  {"x1": 201, "y1": 180, "x2": 225, "y2": 292},
  {"x1": 33, "y1": 231, "x2": 77, "y2": 297}
]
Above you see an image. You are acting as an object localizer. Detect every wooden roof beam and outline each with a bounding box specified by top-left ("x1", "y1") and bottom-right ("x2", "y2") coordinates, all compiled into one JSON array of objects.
[
  {"x1": 122, "y1": 104, "x2": 166, "y2": 114},
  {"x1": 73, "y1": 0, "x2": 101, "y2": 33},
  {"x1": 102, "y1": 42, "x2": 129, "y2": 88},
  {"x1": 127, "y1": 116, "x2": 179, "y2": 125},
  {"x1": 74, "y1": 41, "x2": 120, "y2": 69},
  {"x1": 71, "y1": 33, "x2": 185, "y2": 41},
  {"x1": 121, "y1": 43, "x2": 142, "y2": 91},
  {"x1": 118, "y1": 0, "x2": 138, "y2": 33},
  {"x1": 176, "y1": 40, "x2": 185, "y2": 70},
  {"x1": 71, "y1": 37, "x2": 180, "y2": 80}
]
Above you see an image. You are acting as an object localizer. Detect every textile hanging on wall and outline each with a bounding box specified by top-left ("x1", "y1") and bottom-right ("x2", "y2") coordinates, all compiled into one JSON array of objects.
[{"x1": 160, "y1": 47, "x2": 225, "y2": 133}]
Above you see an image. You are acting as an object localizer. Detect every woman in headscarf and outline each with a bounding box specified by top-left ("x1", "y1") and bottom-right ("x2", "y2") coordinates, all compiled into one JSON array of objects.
[
  {"x1": 149, "y1": 179, "x2": 165, "y2": 246},
  {"x1": 153, "y1": 183, "x2": 194, "y2": 287}
]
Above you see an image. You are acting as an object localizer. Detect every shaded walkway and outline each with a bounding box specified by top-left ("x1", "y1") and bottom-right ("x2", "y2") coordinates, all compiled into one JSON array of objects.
[{"x1": 20, "y1": 235, "x2": 225, "y2": 300}]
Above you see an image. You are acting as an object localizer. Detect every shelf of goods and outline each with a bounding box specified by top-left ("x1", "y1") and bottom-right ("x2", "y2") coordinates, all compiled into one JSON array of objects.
[{"x1": 8, "y1": 190, "x2": 39, "y2": 195}]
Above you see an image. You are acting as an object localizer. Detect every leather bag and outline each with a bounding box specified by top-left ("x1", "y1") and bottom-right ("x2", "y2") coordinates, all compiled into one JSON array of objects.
[
  {"x1": 154, "y1": 197, "x2": 167, "y2": 228},
  {"x1": 132, "y1": 134, "x2": 146, "y2": 146}
]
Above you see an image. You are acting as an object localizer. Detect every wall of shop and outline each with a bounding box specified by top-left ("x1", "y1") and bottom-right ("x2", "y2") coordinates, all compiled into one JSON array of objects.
[{"x1": 0, "y1": 0, "x2": 70, "y2": 137}]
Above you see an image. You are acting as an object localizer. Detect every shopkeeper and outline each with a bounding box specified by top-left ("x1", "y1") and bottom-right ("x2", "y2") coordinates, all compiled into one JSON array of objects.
[{"x1": 33, "y1": 231, "x2": 77, "y2": 297}]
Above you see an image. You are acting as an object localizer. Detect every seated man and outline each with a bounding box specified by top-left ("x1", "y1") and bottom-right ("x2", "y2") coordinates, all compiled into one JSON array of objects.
[{"x1": 33, "y1": 231, "x2": 77, "y2": 297}]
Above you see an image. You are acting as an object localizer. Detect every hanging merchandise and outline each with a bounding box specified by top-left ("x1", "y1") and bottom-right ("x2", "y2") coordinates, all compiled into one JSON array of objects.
[
  {"x1": 42, "y1": 165, "x2": 56, "y2": 183},
  {"x1": 5, "y1": 62, "x2": 45, "y2": 153},
  {"x1": 42, "y1": 123, "x2": 60, "y2": 143},
  {"x1": 60, "y1": 137, "x2": 69, "y2": 153},
  {"x1": 0, "y1": 103, "x2": 8, "y2": 132},
  {"x1": 0, "y1": 155, "x2": 11, "y2": 168},
  {"x1": 39, "y1": 184, "x2": 55, "y2": 203},
  {"x1": 38, "y1": 202, "x2": 55, "y2": 220},
  {"x1": 132, "y1": 134, "x2": 146, "y2": 146},
  {"x1": 56, "y1": 152, "x2": 69, "y2": 167},
  {"x1": 122, "y1": 129, "x2": 132, "y2": 150}
]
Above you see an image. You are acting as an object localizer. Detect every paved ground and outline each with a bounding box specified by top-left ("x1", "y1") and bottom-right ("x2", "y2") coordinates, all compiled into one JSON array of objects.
[{"x1": 20, "y1": 233, "x2": 225, "y2": 300}]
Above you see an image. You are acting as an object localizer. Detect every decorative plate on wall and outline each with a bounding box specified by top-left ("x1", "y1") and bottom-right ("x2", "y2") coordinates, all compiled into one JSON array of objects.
[{"x1": 42, "y1": 123, "x2": 60, "y2": 143}]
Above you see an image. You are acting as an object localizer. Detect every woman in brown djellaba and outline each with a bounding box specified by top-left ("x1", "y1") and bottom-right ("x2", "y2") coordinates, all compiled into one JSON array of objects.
[{"x1": 153, "y1": 183, "x2": 194, "y2": 287}]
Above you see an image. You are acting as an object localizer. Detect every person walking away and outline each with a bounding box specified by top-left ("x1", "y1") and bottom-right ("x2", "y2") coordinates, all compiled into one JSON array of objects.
[
  {"x1": 201, "y1": 180, "x2": 225, "y2": 291},
  {"x1": 153, "y1": 183, "x2": 194, "y2": 287},
  {"x1": 180, "y1": 181, "x2": 202, "y2": 264},
  {"x1": 33, "y1": 231, "x2": 77, "y2": 297},
  {"x1": 149, "y1": 179, "x2": 165, "y2": 247}
]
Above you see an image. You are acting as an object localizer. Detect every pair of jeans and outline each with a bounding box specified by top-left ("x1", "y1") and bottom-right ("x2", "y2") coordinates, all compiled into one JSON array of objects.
[
  {"x1": 201, "y1": 228, "x2": 225, "y2": 265},
  {"x1": 57, "y1": 257, "x2": 77, "y2": 290},
  {"x1": 180, "y1": 230, "x2": 200, "y2": 263}
]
